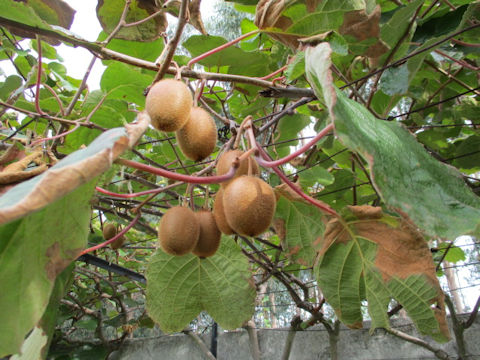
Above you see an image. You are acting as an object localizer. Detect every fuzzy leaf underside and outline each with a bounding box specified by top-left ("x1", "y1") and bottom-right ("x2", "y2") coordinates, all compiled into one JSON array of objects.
[
  {"x1": 146, "y1": 237, "x2": 256, "y2": 333},
  {"x1": 305, "y1": 43, "x2": 480, "y2": 240}
]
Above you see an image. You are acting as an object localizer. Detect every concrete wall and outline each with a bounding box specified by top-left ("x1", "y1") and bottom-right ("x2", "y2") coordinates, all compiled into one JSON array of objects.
[{"x1": 109, "y1": 315, "x2": 480, "y2": 360}]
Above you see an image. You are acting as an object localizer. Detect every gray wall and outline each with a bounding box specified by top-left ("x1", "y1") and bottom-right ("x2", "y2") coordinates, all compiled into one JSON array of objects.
[{"x1": 110, "y1": 315, "x2": 480, "y2": 360}]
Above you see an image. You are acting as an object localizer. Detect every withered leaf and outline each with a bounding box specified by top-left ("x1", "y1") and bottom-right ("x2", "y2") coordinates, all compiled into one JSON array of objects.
[
  {"x1": 339, "y1": 5, "x2": 388, "y2": 58},
  {"x1": 315, "y1": 206, "x2": 449, "y2": 342}
]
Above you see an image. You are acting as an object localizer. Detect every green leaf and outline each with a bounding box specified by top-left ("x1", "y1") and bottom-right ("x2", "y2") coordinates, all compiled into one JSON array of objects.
[
  {"x1": 100, "y1": 62, "x2": 152, "y2": 107},
  {"x1": 285, "y1": 51, "x2": 305, "y2": 81},
  {"x1": 274, "y1": 196, "x2": 325, "y2": 266},
  {"x1": 298, "y1": 166, "x2": 334, "y2": 187},
  {"x1": 183, "y1": 35, "x2": 271, "y2": 76},
  {"x1": 0, "y1": 181, "x2": 95, "y2": 357},
  {"x1": 0, "y1": 75, "x2": 23, "y2": 100},
  {"x1": 10, "y1": 265, "x2": 74, "y2": 360},
  {"x1": 378, "y1": 64, "x2": 409, "y2": 96},
  {"x1": 146, "y1": 238, "x2": 256, "y2": 333},
  {"x1": 314, "y1": 206, "x2": 449, "y2": 342},
  {"x1": 96, "y1": 0, "x2": 167, "y2": 41},
  {"x1": 306, "y1": 43, "x2": 480, "y2": 240}
]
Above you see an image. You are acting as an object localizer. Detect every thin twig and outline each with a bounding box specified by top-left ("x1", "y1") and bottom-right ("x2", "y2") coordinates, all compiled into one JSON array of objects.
[
  {"x1": 153, "y1": 0, "x2": 189, "y2": 82},
  {"x1": 384, "y1": 327, "x2": 450, "y2": 359}
]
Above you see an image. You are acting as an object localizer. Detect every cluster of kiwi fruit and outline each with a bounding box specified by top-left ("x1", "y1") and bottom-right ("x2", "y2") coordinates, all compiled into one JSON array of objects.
[
  {"x1": 157, "y1": 150, "x2": 276, "y2": 258},
  {"x1": 145, "y1": 79, "x2": 217, "y2": 162},
  {"x1": 158, "y1": 206, "x2": 221, "y2": 258},
  {"x1": 213, "y1": 150, "x2": 276, "y2": 237},
  {"x1": 102, "y1": 223, "x2": 125, "y2": 250}
]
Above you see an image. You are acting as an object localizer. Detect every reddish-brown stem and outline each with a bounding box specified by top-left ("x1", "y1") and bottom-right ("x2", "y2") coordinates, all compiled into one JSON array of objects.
[
  {"x1": 116, "y1": 158, "x2": 237, "y2": 184},
  {"x1": 30, "y1": 122, "x2": 80, "y2": 147},
  {"x1": 187, "y1": 30, "x2": 259, "y2": 68},
  {"x1": 434, "y1": 49, "x2": 479, "y2": 71},
  {"x1": 42, "y1": 84, "x2": 65, "y2": 116},
  {"x1": 78, "y1": 212, "x2": 141, "y2": 256},
  {"x1": 35, "y1": 36, "x2": 46, "y2": 116},
  {"x1": 96, "y1": 180, "x2": 183, "y2": 199},
  {"x1": 256, "y1": 142, "x2": 338, "y2": 217},
  {"x1": 254, "y1": 123, "x2": 334, "y2": 168},
  {"x1": 256, "y1": 65, "x2": 288, "y2": 81},
  {"x1": 452, "y1": 38, "x2": 480, "y2": 48}
]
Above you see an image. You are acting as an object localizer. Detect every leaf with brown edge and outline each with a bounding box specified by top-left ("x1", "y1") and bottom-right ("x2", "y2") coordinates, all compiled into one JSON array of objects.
[
  {"x1": 4, "y1": 0, "x2": 75, "y2": 45},
  {"x1": 339, "y1": 5, "x2": 388, "y2": 58},
  {"x1": 314, "y1": 205, "x2": 449, "y2": 342},
  {"x1": 0, "y1": 112, "x2": 149, "y2": 224},
  {"x1": 0, "y1": 113, "x2": 149, "y2": 357},
  {"x1": 306, "y1": 42, "x2": 480, "y2": 240},
  {"x1": 96, "y1": 0, "x2": 168, "y2": 41}
]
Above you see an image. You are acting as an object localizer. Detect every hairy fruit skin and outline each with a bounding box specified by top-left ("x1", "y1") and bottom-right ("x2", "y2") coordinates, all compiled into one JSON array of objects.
[
  {"x1": 103, "y1": 223, "x2": 125, "y2": 250},
  {"x1": 213, "y1": 187, "x2": 235, "y2": 235},
  {"x1": 193, "y1": 211, "x2": 221, "y2": 258},
  {"x1": 216, "y1": 150, "x2": 259, "y2": 187},
  {"x1": 223, "y1": 176, "x2": 276, "y2": 237},
  {"x1": 102, "y1": 223, "x2": 117, "y2": 240},
  {"x1": 146, "y1": 79, "x2": 193, "y2": 132},
  {"x1": 158, "y1": 206, "x2": 200, "y2": 256},
  {"x1": 176, "y1": 107, "x2": 217, "y2": 161}
]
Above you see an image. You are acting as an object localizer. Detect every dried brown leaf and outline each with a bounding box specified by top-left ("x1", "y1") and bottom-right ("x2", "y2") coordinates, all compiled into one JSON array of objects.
[
  {"x1": 339, "y1": 5, "x2": 388, "y2": 58},
  {"x1": 189, "y1": 0, "x2": 207, "y2": 35}
]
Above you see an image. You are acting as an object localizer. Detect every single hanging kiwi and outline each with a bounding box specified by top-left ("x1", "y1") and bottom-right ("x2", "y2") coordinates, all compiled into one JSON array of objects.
[
  {"x1": 212, "y1": 187, "x2": 235, "y2": 235},
  {"x1": 103, "y1": 223, "x2": 125, "y2": 250},
  {"x1": 223, "y1": 176, "x2": 276, "y2": 237},
  {"x1": 176, "y1": 107, "x2": 217, "y2": 161},
  {"x1": 145, "y1": 79, "x2": 193, "y2": 132},
  {"x1": 193, "y1": 210, "x2": 221, "y2": 258},
  {"x1": 158, "y1": 206, "x2": 200, "y2": 256},
  {"x1": 216, "y1": 149, "x2": 259, "y2": 187}
]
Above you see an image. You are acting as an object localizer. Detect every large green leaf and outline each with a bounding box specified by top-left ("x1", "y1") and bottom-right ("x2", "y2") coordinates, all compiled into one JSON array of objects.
[
  {"x1": 274, "y1": 195, "x2": 325, "y2": 266},
  {"x1": 0, "y1": 115, "x2": 149, "y2": 356},
  {"x1": 0, "y1": 181, "x2": 94, "y2": 357},
  {"x1": 146, "y1": 237, "x2": 256, "y2": 333},
  {"x1": 96, "y1": 0, "x2": 167, "y2": 41},
  {"x1": 183, "y1": 35, "x2": 271, "y2": 76},
  {"x1": 314, "y1": 206, "x2": 449, "y2": 342},
  {"x1": 306, "y1": 43, "x2": 480, "y2": 240}
]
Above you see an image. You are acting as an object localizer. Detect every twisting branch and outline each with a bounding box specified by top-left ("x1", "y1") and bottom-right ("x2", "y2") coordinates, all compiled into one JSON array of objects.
[{"x1": 154, "y1": 0, "x2": 189, "y2": 82}]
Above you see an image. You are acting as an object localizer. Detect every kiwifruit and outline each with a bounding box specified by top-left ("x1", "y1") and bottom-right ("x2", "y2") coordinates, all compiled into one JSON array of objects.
[
  {"x1": 145, "y1": 79, "x2": 193, "y2": 132},
  {"x1": 216, "y1": 150, "x2": 259, "y2": 187},
  {"x1": 158, "y1": 206, "x2": 200, "y2": 256},
  {"x1": 193, "y1": 211, "x2": 221, "y2": 258},
  {"x1": 213, "y1": 187, "x2": 235, "y2": 235},
  {"x1": 176, "y1": 107, "x2": 217, "y2": 161},
  {"x1": 103, "y1": 223, "x2": 125, "y2": 250},
  {"x1": 102, "y1": 223, "x2": 117, "y2": 240},
  {"x1": 223, "y1": 176, "x2": 276, "y2": 237}
]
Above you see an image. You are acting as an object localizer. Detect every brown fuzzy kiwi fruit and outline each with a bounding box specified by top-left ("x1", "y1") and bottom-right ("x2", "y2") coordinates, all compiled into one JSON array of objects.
[
  {"x1": 193, "y1": 211, "x2": 221, "y2": 258},
  {"x1": 145, "y1": 79, "x2": 193, "y2": 132},
  {"x1": 216, "y1": 149, "x2": 259, "y2": 187},
  {"x1": 176, "y1": 107, "x2": 217, "y2": 161},
  {"x1": 223, "y1": 176, "x2": 276, "y2": 237},
  {"x1": 213, "y1": 187, "x2": 235, "y2": 235},
  {"x1": 103, "y1": 223, "x2": 125, "y2": 250},
  {"x1": 158, "y1": 206, "x2": 200, "y2": 256}
]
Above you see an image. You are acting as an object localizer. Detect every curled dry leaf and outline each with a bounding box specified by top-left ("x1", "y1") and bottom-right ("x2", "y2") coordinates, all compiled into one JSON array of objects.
[
  {"x1": 0, "y1": 112, "x2": 150, "y2": 224},
  {"x1": 188, "y1": 0, "x2": 207, "y2": 35}
]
